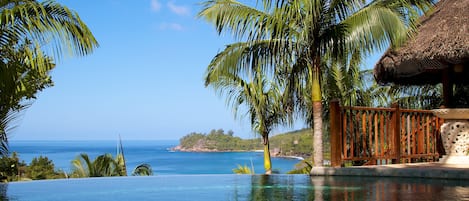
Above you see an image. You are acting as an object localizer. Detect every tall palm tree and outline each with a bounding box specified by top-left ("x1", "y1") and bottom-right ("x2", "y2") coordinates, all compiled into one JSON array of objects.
[
  {"x1": 0, "y1": 0, "x2": 98, "y2": 153},
  {"x1": 205, "y1": 64, "x2": 291, "y2": 174},
  {"x1": 199, "y1": 0, "x2": 433, "y2": 167}
]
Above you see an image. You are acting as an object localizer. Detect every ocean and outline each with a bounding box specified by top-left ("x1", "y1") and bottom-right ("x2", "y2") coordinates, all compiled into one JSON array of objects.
[{"x1": 8, "y1": 140, "x2": 302, "y2": 175}]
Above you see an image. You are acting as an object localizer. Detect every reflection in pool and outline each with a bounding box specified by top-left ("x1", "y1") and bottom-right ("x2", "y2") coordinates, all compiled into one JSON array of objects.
[{"x1": 1, "y1": 175, "x2": 468, "y2": 201}]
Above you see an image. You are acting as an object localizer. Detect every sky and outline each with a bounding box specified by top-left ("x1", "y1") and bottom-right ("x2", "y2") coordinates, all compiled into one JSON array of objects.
[{"x1": 11, "y1": 0, "x2": 381, "y2": 141}]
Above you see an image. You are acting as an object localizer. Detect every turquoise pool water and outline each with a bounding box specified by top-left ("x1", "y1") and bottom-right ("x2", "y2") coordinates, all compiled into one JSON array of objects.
[{"x1": 2, "y1": 175, "x2": 469, "y2": 201}]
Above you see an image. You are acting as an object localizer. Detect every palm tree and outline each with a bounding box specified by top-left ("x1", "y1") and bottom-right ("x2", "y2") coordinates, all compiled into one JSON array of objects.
[
  {"x1": 0, "y1": 0, "x2": 98, "y2": 61},
  {"x1": 132, "y1": 164, "x2": 153, "y2": 176},
  {"x1": 199, "y1": 0, "x2": 433, "y2": 167},
  {"x1": 205, "y1": 64, "x2": 291, "y2": 174},
  {"x1": 0, "y1": 0, "x2": 98, "y2": 153},
  {"x1": 71, "y1": 153, "x2": 119, "y2": 177},
  {"x1": 72, "y1": 153, "x2": 154, "y2": 178},
  {"x1": 0, "y1": 39, "x2": 55, "y2": 156}
]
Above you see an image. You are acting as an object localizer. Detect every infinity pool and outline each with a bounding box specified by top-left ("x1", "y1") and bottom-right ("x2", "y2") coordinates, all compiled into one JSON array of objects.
[{"x1": 1, "y1": 175, "x2": 468, "y2": 201}]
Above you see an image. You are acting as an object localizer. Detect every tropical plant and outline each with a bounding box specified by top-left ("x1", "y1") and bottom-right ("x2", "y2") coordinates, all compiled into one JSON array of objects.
[
  {"x1": 132, "y1": 164, "x2": 153, "y2": 176},
  {"x1": 205, "y1": 62, "x2": 292, "y2": 174},
  {"x1": 27, "y1": 156, "x2": 65, "y2": 180},
  {"x1": 199, "y1": 0, "x2": 434, "y2": 167},
  {"x1": 0, "y1": 40, "x2": 55, "y2": 156},
  {"x1": 287, "y1": 160, "x2": 313, "y2": 174},
  {"x1": 71, "y1": 139, "x2": 152, "y2": 178},
  {"x1": 71, "y1": 153, "x2": 116, "y2": 178},
  {"x1": 0, "y1": 152, "x2": 27, "y2": 182},
  {"x1": 232, "y1": 164, "x2": 254, "y2": 174},
  {"x1": 0, "y1": 0, "x2": 98, "y2": 154}
]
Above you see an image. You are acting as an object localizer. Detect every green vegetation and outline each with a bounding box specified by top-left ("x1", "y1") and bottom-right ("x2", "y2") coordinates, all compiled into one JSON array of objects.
[
  {"x1": 1, "y1": 139, "x2": 152, "y2": 182},
  {"x1": 199, "y1": 0, "x2": 434, "y2": 168},
  {"x1": 178, "y1": 129, "x2": 317, "y2": 159},
  {"x1": 179, "y1": 129, "x2": 258, "y2": 151},
  {"x1": 287, "y1": 160, "x2": 313, "y2": 174},
  {"x1": 71, "y1": 153, "x2": 126, "y2": 178},
  {"x1": 0, "y1": 0, "x2": 98, "y2": 155},
  {"x1": 27, "y1": 156, "x2": 65, "y2": 180},
  {"x1": 0, "y1": 152, "x2": 66, "y2": 182},
  {"x1": 71, "y1": 139, "x2": 152, "y2": 178},
  {"x1": 132, "y1": 164, "x2": 153, "y2": 176},
  {"x1": 232, "y1": 164, "x2": 254, "y2": 175}
]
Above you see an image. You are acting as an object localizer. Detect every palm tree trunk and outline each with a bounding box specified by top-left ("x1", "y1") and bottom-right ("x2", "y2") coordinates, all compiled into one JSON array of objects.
[
  {"x1": 263, "y1": 135, "x2": 272, "y2": 174},
  {"x1": 311, "y1": 61, "x2": 323, "y2": 167},
  {"x1": 312, "y1": 101, "x2": 323, "y2": 167}
]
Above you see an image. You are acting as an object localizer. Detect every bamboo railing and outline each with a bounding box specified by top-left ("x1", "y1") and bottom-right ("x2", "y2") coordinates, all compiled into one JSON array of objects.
[{"x1": 330, "y1": 100, "x2": 444, "y2": 167}]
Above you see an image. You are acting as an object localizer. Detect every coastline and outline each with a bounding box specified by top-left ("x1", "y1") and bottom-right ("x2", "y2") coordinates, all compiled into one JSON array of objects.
[{"x1": 170, "y1": 145, "x2": 305, "y2": 160}]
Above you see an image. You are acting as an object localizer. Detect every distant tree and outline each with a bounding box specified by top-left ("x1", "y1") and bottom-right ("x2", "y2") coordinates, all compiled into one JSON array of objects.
[
  {"x1": 0, "y1": 152, "x2": 27, "y2": 182},
  {"x1": 227, "y1": 130, "x2": 234, "y2": 136},
  {"x1": 27, "y1": 156, "x2": 64, "y2": 180}
]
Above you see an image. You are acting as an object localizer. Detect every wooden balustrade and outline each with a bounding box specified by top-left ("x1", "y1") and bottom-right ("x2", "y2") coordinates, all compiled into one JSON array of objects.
[{"x1": 330, "y1": 101, "x2": 443, "y2": 167}]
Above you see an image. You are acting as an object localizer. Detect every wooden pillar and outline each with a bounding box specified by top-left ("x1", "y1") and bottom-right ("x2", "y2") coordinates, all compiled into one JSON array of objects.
[
  {"x1": 442, "y1": 68, "x2": 453, "y2": 108},
  {"x1": 330, "y1": 100, "x2": 342, "y2": 167},
  {"x1": 391, "y1": 102, "x2": 401, "y2": 164}
]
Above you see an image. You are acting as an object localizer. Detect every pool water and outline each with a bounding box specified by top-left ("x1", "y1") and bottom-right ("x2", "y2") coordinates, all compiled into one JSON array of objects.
[{"x1": 1, "y1": 175, "x2": 469, "y2": 201}]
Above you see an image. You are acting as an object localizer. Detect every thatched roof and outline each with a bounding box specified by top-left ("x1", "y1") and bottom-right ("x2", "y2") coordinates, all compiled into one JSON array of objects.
[{"x1": 374, "y1": 0, "x2": 469, "y2": 85}]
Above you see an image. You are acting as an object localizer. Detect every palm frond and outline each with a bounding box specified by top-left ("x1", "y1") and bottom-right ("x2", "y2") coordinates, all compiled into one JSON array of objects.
[
  {"x1": 132, "y1": 164, "x2": 153, "y2": 176},
  {"x1": 0, "y1": 0, "x2": 98, "y2": 61},
  {"x1": 232, "y1": 164, "x2": 254, "y2": 174}
]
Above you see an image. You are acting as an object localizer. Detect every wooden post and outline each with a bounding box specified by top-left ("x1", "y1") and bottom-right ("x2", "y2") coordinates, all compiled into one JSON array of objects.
[
  {"x1": 442, "y1": 68, "x2": 452, "y2": 108},
  {"x1": 330, "y1": 100, "x2": 342, "y2": 167},
  {"x1": 391, "y1": 102, "x2": 401, "y2": 164}
]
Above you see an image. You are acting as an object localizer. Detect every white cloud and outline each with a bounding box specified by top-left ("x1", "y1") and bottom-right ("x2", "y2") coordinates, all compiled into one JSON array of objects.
[
  {"x1": 159, "y1": 22, "x2": 184, "y2": 31},
  {"x1": 167, "y1": 1, "x2": 190, "y2": 16},
  {"x1": 151, "y1": 0, "x2": 162, "y2": 12}
]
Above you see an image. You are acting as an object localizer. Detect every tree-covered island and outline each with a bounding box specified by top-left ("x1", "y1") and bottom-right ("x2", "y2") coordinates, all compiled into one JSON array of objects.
[{"x1": 172, "y1": 129, "x2": 317, "y2": 159}]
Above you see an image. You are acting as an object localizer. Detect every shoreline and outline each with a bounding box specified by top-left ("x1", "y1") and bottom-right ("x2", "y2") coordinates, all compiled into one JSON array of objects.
[{"x1": 170, "y1": 146, "x2": 305, "y2": 160}]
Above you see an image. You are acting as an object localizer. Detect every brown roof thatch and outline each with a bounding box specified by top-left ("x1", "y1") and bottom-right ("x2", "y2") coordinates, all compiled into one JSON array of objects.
[{"x1": 374, "y1": 0, "x2": 469, "y2": 85}]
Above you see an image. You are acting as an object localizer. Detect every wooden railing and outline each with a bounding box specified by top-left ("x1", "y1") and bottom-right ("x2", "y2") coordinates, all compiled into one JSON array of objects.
[{"x1": 329, "y1": 100, "x2": 444, "y2": 167}]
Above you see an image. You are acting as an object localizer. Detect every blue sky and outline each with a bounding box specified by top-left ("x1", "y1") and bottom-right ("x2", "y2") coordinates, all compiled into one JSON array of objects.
[{"x1": 12, "y1": 0, "x2": 381, "y2": 141}]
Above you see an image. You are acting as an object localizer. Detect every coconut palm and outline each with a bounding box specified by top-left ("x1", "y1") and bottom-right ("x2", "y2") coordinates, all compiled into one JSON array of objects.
[
  {"x1": 199, "y1": 0, "x2": 433, "y2": 167},
  {"x1": 0, "y1": 0, "x2": 98, "y2": 153},
  {"x1": 205, "y1": 63, "x2": 291, "y2": 174}
]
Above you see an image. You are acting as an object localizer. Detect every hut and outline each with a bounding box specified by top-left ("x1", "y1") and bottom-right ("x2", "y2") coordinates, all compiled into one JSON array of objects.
[
  {"x1": 373, "y1": 0, "x2": 468, "y2": 107},
  {"x1": 374, "y1": 0, "x2": 469, "y2": 163}
]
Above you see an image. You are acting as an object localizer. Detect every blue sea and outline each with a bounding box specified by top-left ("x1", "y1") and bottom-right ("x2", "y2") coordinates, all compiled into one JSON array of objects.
[{"x1": 8, "y1": 140, "x2": 301, "y2": 175}]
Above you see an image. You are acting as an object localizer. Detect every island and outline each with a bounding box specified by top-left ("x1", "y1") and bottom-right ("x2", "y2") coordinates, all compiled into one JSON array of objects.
[{"x1": 172, "y1": 129, "x2": 316, "y2": 159}]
